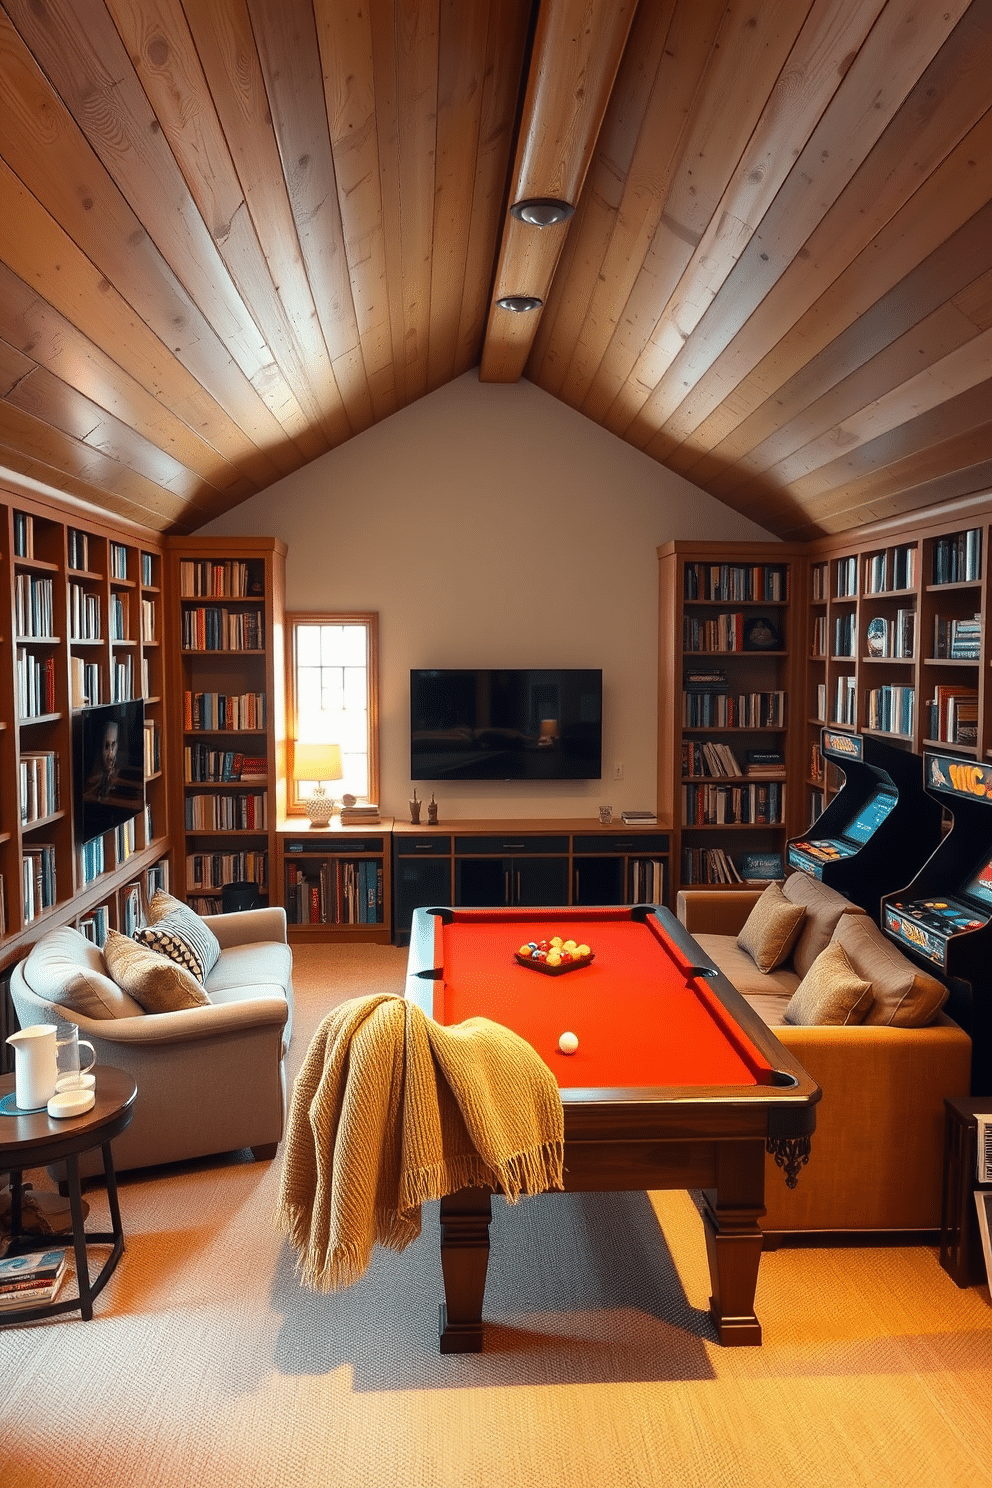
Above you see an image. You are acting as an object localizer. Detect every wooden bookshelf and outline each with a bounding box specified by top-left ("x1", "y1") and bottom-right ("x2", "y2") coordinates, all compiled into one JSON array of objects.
[
  {"x1": 658, "y1": 540, "x2": 805, "y2": 893},
  {"x1": 0, "y1": 487, "x2": 171, "y2": 975},
  {"x1": 164, "y1": 536, "x2": 287, "y2": 914}
]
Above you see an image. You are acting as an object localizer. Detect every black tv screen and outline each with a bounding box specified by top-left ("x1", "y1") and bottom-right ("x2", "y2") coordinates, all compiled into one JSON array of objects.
[
  {"x1": 75, "y1": 699, "x2": 146, "y2": 843},
  {"x1": 411, "y1": 669, "x2": 602, "y2": 781}
]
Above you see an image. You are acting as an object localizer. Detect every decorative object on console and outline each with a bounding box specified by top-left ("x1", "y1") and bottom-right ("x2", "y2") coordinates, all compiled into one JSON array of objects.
[
  {"x1": 409, "y1": 788, "x2": 421, "y2": 824},
  {"x1": 294, "y1": 742, "x2": 343, "y2": 827},
  {"x1": 427, "y1": 794, "x2": 438, "y2": 826}
]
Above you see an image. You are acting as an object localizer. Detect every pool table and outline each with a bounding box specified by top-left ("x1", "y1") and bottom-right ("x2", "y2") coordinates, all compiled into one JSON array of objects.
[{"x1": 405, "y1": 903, "x2": 820, "y2": 1351}]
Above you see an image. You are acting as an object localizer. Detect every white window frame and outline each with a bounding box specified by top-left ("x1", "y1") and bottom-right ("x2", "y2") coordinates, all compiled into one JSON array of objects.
[{"x1": 286, "y1": 613, "x2": 379, "y2": 814}]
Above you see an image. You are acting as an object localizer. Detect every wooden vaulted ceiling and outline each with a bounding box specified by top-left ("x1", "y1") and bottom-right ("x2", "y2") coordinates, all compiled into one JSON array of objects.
[{"x1": 1, "y1": 0, "x2": 990, "y2": 542}]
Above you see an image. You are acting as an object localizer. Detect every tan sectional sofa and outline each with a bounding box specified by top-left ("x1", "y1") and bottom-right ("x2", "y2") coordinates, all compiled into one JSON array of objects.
[{"x1": 677, "y1": 874, "x2": 972, "y2": 1239}]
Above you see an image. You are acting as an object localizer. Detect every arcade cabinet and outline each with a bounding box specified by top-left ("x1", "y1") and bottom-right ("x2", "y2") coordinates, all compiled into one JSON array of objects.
[
  {"x1": 882, "y1": 752, "x2": 992, "y2": 1095},
  {"x1": 787, "y1": 729, "x2": 943, "y2": 918}
]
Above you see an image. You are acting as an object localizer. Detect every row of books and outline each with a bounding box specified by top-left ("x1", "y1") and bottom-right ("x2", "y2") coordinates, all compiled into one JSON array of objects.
[
  {"x1": 13, "y1": 510, "x2": 34, "y2": 558},
  {"x1": 832, "y1": 676, "x2": 856, "y2": 727},
  {"x1": 682, "y1": 691, "x2": 786, "y2": 728},
  {"x1": 630, "y1": 858, "x2": 665, "y2": 902},
  {"x1": 14, "y1": 574, "x2": 54, "y2": 638},
  {"x1": 144, "y1": 721, "x2": 161, "y2": 778},
  {"x1": 863, "y1": 545, "x2": 916, "y2": 594},
  {"x1": 928, "y1": 686, "x2": 978, "y2": 746},
  {"x1": 23, "y1": 843, "x2": 56, "y2": 923},
  {"x1": 864, "y1": 685, "x2": 915, "y2": 737},
  {"x1": 285, "y1": 859, "x2": 383, "y2": 925},
  {"x1": 20, "y1": 750, "x2": 60, "y2": 824},
  {"x1": 0, "y1": 1249, "x2": 69, "y2": 1311},
  {"x1": 682, "y1": 562, "x2": 787, "y2": 602},
  {"x1": 181, "y1": 607, "x2": 263, "y2": 652},
  {"x1": 865, "y1": 610, "x2": 915, "y2": 659},
  {"x1": 933, "y1": 613, "x2": 981, "y2": 660},
  {"x1": 682, "y1": 781, "x2": 784, "y2": 826},
  {"x1": 68, "y1": 581, "x2": 102, "y2": 640},
  {"x1": 682, "y1": 741, "x2": 744, "y2": 778},
  {"x1": 183, "y1": 691, "x2": 266, "y2": 731},
  {"x1": 109, "y1": 593, "x2": 130, "y2": 641},
  {"x1": 933, "y1": 528, "x2": 982, "y2": 585},
  {"x1": 109, "y1": 541, "x2": 128, "y2": 581},
  {"x1": 16, "y1": 649, "x2": 57, "y2": 719},
  {"x1": 185, "y1": 853, "x2": 267, "y2": 893},
  {"x1": 183, "y1": 747, "x2": 266, "y2": 783},
  {"x1": 111, "y1": 656, "x2": 134, "y2": 703},
  {"x1": 833, "y1": 611, "x2": 855, "y2": 657},
  {"x1": 835, "y1": 555, "x2": 858, "y2": 596},
  {"x1": 682, "y1": 612, "x2": 767, "y2": 652},
  {"x1": 178, "y1": 559, "x2": 263, "y2": 598},
  {"x1": 680, "y1": 848, "x2": 785, "y2": 885},
  {"x1": 70, "y1": 656, "x2": 101, "y2": 709},
  {"x1": 185, "y1": 793, "x2": 267, "y2": 831},
  {"x1": 140, "y1": 596, "x2": 156, "y2": 643},
  {"x1": 67, "y1": 527, "x2": 90, "y2": 571}
]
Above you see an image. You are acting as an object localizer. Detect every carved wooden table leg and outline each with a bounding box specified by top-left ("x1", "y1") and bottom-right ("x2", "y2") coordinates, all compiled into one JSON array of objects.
[
  {"x1": 438, "y1": 1186, "x2": 492, "y2": 1353},
  {"x1": 701, "y1": 1140, "x2": 766, "y2": 1346}
]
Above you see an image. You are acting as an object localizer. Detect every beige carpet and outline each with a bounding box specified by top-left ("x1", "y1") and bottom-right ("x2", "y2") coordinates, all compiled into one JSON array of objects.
[{"x1": 2, "y1": 943, "x2": 990, "y2": 1488}]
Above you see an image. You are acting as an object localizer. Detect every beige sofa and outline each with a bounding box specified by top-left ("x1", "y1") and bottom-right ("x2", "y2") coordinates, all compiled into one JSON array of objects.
[
  {"x1": 10, "y1": 906, "x2": 293, "y2": 1178},
  {"x1": 677, "y1": 875, "x2": 972, "y2": 1239}
]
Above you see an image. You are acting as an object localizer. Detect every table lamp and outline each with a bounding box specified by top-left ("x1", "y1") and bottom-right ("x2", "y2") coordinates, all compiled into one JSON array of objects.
[{"x1": 293, "y1": 742, "x2": 343, "y2": 827}]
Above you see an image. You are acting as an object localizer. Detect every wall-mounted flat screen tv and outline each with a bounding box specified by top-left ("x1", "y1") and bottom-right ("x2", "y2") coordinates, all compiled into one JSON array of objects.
[
  {"x1": 74, "y1": 699, "x2": 146, "y2": 843},
  {"x1": 411, "y1": 669, "x2": 602, "y2": 781}
]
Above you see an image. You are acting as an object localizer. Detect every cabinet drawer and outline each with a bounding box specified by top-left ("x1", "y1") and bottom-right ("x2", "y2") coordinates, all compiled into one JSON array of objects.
[
  {"x1": 455, "y1": 835, "x2": 568, "y2": 854},
  {"x1": 573, "y1": 833, "x2": 669, "y2": 853},
  {"x1": 395, "y1": 835, "x2": 452, "y2": 856}
]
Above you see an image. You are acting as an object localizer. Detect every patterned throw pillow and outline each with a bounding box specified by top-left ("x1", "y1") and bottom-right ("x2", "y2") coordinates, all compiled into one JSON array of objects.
[
  {"x1": 135, "y1": 908, "x2": 220, "y2": 983},
  {"x1": 783, "y1": 940, "x2": 873, "y2": 1026},
  {"x1": 736, "y1": 881, "x2": 806, "y2": 974},
  {"x1": 104, "y1": 930, "x2": 209, "y2": 1014}
]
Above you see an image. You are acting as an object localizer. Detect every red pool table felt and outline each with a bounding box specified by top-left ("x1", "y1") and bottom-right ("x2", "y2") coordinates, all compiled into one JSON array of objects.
[{"x1": 432, "y1": 907, "x2": 774, "y2": 1091}]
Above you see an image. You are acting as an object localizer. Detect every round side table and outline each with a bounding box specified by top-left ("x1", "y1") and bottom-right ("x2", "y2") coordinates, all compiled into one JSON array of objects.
[{"x1": 0, "y1": 1066, "x2": 136, "y2": 1323}]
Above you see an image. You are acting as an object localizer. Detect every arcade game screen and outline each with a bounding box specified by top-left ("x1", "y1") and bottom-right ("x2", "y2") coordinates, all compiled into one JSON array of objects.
[{"x1": 792, "y1": 786, "x2": 897, "y2": 861}]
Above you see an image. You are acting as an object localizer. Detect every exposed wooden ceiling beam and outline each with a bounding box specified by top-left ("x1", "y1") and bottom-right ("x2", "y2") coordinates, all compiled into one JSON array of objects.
[{"x1": 478, "y1": 0, "x2": 637, "y2": 383}]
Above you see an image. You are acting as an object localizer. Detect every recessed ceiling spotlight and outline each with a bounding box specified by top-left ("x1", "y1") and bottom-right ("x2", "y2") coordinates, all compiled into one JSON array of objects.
[
  {"x1": 496, "y1": 296, "x2": 543, "y2": 313},
  {"x1": 510, "y1": 199, "x2": 574, "y2": 227}
]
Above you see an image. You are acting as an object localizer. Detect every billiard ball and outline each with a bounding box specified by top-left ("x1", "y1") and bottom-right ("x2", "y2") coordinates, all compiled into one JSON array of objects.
[{"x1": 558, "y1": 1031, "x2": 579, "y2": 1054}]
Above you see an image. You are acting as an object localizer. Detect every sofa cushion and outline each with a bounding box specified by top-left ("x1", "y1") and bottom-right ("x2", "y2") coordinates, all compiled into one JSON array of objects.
[
  {"x1": 693, "y1": 933, "x2": 801, "y2": 1007},
  {"x1": 203, "y1": 940, "x2": 293, "y2": 997},
  {"x1": 22, "y1": 926, "x2": 144, "y2": 1020},
  {"x1": 104, "y1": 929, "x2": 210, "y2": 1013},
  {"x1": 736, "y1": 882, "x2": 806, "y2": 973},
  {"x1": 782, "y1": 873, "x2": 864, "y2": 979},
  {"x1": 135, "y1": 907, "x2": 221, "y2": 982},
  {"x1": 832, "y1": 914, "x2": 948, "y2": 1027},
  {"x1": 783, "y1": 941, "x2": 874, "y2": 1026}
]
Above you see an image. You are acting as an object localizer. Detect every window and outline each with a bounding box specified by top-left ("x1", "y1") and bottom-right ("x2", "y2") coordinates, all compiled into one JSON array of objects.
[{"x1": 287, "y1": 614, "x2": 379, "y2": 812}]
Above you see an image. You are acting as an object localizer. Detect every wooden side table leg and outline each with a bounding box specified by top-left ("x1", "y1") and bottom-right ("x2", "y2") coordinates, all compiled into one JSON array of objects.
[
  {"x1": 438, "y1": 1187, "x2": 493, "y2": 1353},
  {"x1": 702, "y1": 1141, "x2": 766, "y2": 1346},
  {"x1": 64, "y1": 1153, "x2": 94, "y2": 1321}
]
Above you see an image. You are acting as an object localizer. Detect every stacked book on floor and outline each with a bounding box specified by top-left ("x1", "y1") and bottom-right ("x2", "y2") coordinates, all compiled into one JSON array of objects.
[{"x1": 0, "y1": 1248, "x2": 69, "y2": 1310}]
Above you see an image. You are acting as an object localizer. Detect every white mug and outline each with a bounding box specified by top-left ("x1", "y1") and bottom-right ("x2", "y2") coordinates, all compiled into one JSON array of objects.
[{"x1": 55, "y1": 1021, "x2": 97, "y2": 1092}]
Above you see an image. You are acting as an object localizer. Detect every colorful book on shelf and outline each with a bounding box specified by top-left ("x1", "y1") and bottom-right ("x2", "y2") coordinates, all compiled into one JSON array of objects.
[
  {"x1": 738, "y1": 853, "x2": 784, "y2": 881},
  {"x1": 238, "y1": 756, "x2": 267, "y2": 779}
]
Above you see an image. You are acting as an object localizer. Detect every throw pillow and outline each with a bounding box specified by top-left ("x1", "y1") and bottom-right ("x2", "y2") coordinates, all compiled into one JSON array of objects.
[
  {"x1": 736, "y1": 882, "x2": 806, "y2": 974},
  {"x1": 103, "y1": 930, "x2": 209, "y2": 1014},
  {"x1": 783, "y1": 940, "x2": 873, "y2": 1026},
  {"x1": 138, "y1": 895, "x2": 221, "y2": 981},
  {"x1": 22, "y1": 926, "x2": 144, "y2": 1019}
]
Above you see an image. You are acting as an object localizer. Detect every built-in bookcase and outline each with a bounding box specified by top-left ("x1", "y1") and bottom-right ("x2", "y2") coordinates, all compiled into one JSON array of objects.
[
  {"x1": 164, "y1": 536, "x2": 287, "y2": 913},
  {"x1": 0, "y1": 488, "x2": 171, "y2": 981},
  {"x1": 802, "y1": 506, "x2": 992, "y2": 811}
]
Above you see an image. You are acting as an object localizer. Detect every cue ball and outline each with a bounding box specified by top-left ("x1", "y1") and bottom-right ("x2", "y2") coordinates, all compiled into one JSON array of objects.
[{"x1": 558, "y1": 1031, "x2": 579, "y2": 1055}]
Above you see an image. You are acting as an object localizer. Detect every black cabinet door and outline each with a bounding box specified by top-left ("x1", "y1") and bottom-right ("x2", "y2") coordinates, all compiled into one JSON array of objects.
[
  {"x1": 455, "y1": 855, "x2": 570, "y2": 907},
  {"x1": 393, "y1": 857, "x2": 451, "y2": 935},
  {"x1": 572, "y1": 855, "x2": 625, "y2": 905},
  {"x1": 513, "y1": 856, "x2": 568, "y2": 906}
]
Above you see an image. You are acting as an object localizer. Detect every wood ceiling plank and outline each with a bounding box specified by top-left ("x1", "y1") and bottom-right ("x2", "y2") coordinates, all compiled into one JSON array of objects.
[
  {"x1": 0, "y1": 339, "x2": 33, "y2": 396},
  {"x1": 480, "y1": 0, "x2": 638, "y2": 383},
  {"x1": 0, "y1": 156, "x2": 299, "y2": 482},
  {"x1": 0, "y1": 263, "x2": 259, "y2": 500},
  {"x1": 686, "y1": 204, "x2": 992, "y2": 495},
  {"x1": 0, "y1": 399, "x2": 195, "y2": 525},
  {"x1": 426, "y1": 0, "x2": 491, "y2": 391},
  {"x1": 590, "y1": 0, "x2": 885, "y2": 433},
  {"x1": 667, "y1": 98, "x2": 992, "y2": 488},
  {"x1": 0, "y1": 442, "x2": 181, "y2": 531},
  {"x1": 953, "y1": 266, "x2": 992, "y2": 332},
  {"x1": 3, "y1": 355, "x2": 215, "y2": 499},
  {"x1": 785, "y1": 459, "x2": 992, "y2": 540},
  {"x1": 315, "y1": 0, "x2": 397, "y2": 423},
  {"x1": 623, "y1": 0, "x2": 977, "y2": 453}
]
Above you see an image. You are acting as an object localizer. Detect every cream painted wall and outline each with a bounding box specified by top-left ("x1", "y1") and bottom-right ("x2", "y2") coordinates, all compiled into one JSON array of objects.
[{"x1": 197, "y1": 372, "x2": 774, "y2": 822}]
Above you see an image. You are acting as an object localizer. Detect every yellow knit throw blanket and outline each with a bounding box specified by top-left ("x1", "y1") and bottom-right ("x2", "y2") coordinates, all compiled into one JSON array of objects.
[{"x1": 275, "y1": 993, "x2": 565, "y2": 1292}]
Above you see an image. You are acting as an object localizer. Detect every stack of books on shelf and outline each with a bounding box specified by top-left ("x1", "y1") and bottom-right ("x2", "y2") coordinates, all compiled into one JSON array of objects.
[
  {"x1": 745, "y1": 749, "x2": 784, "y2": 777},
  {"x1": 0, "y1": 1249, "x2": 69, "y2": 1311},
  {"x1": 681, "y1": 846, "x2": 742, "y2": 884},
  {"x1": 929, "y1": 686, "x2": 979, "y2": 746},
  {"x1": 620, "y1": 809, "x2": 658, "y2": 824},
  {"x1": 933, "y1": 614, "x2": 982, "y2": 660},
  {"x1": 339, "y1": 802, "x2": 381, "y2": 826},
  {"x1": 932, "y1": 529, "x2": 982, "y2": 584},
  {"x1": 682, "y1": 741, "x2": 743, "y2": 778}
]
